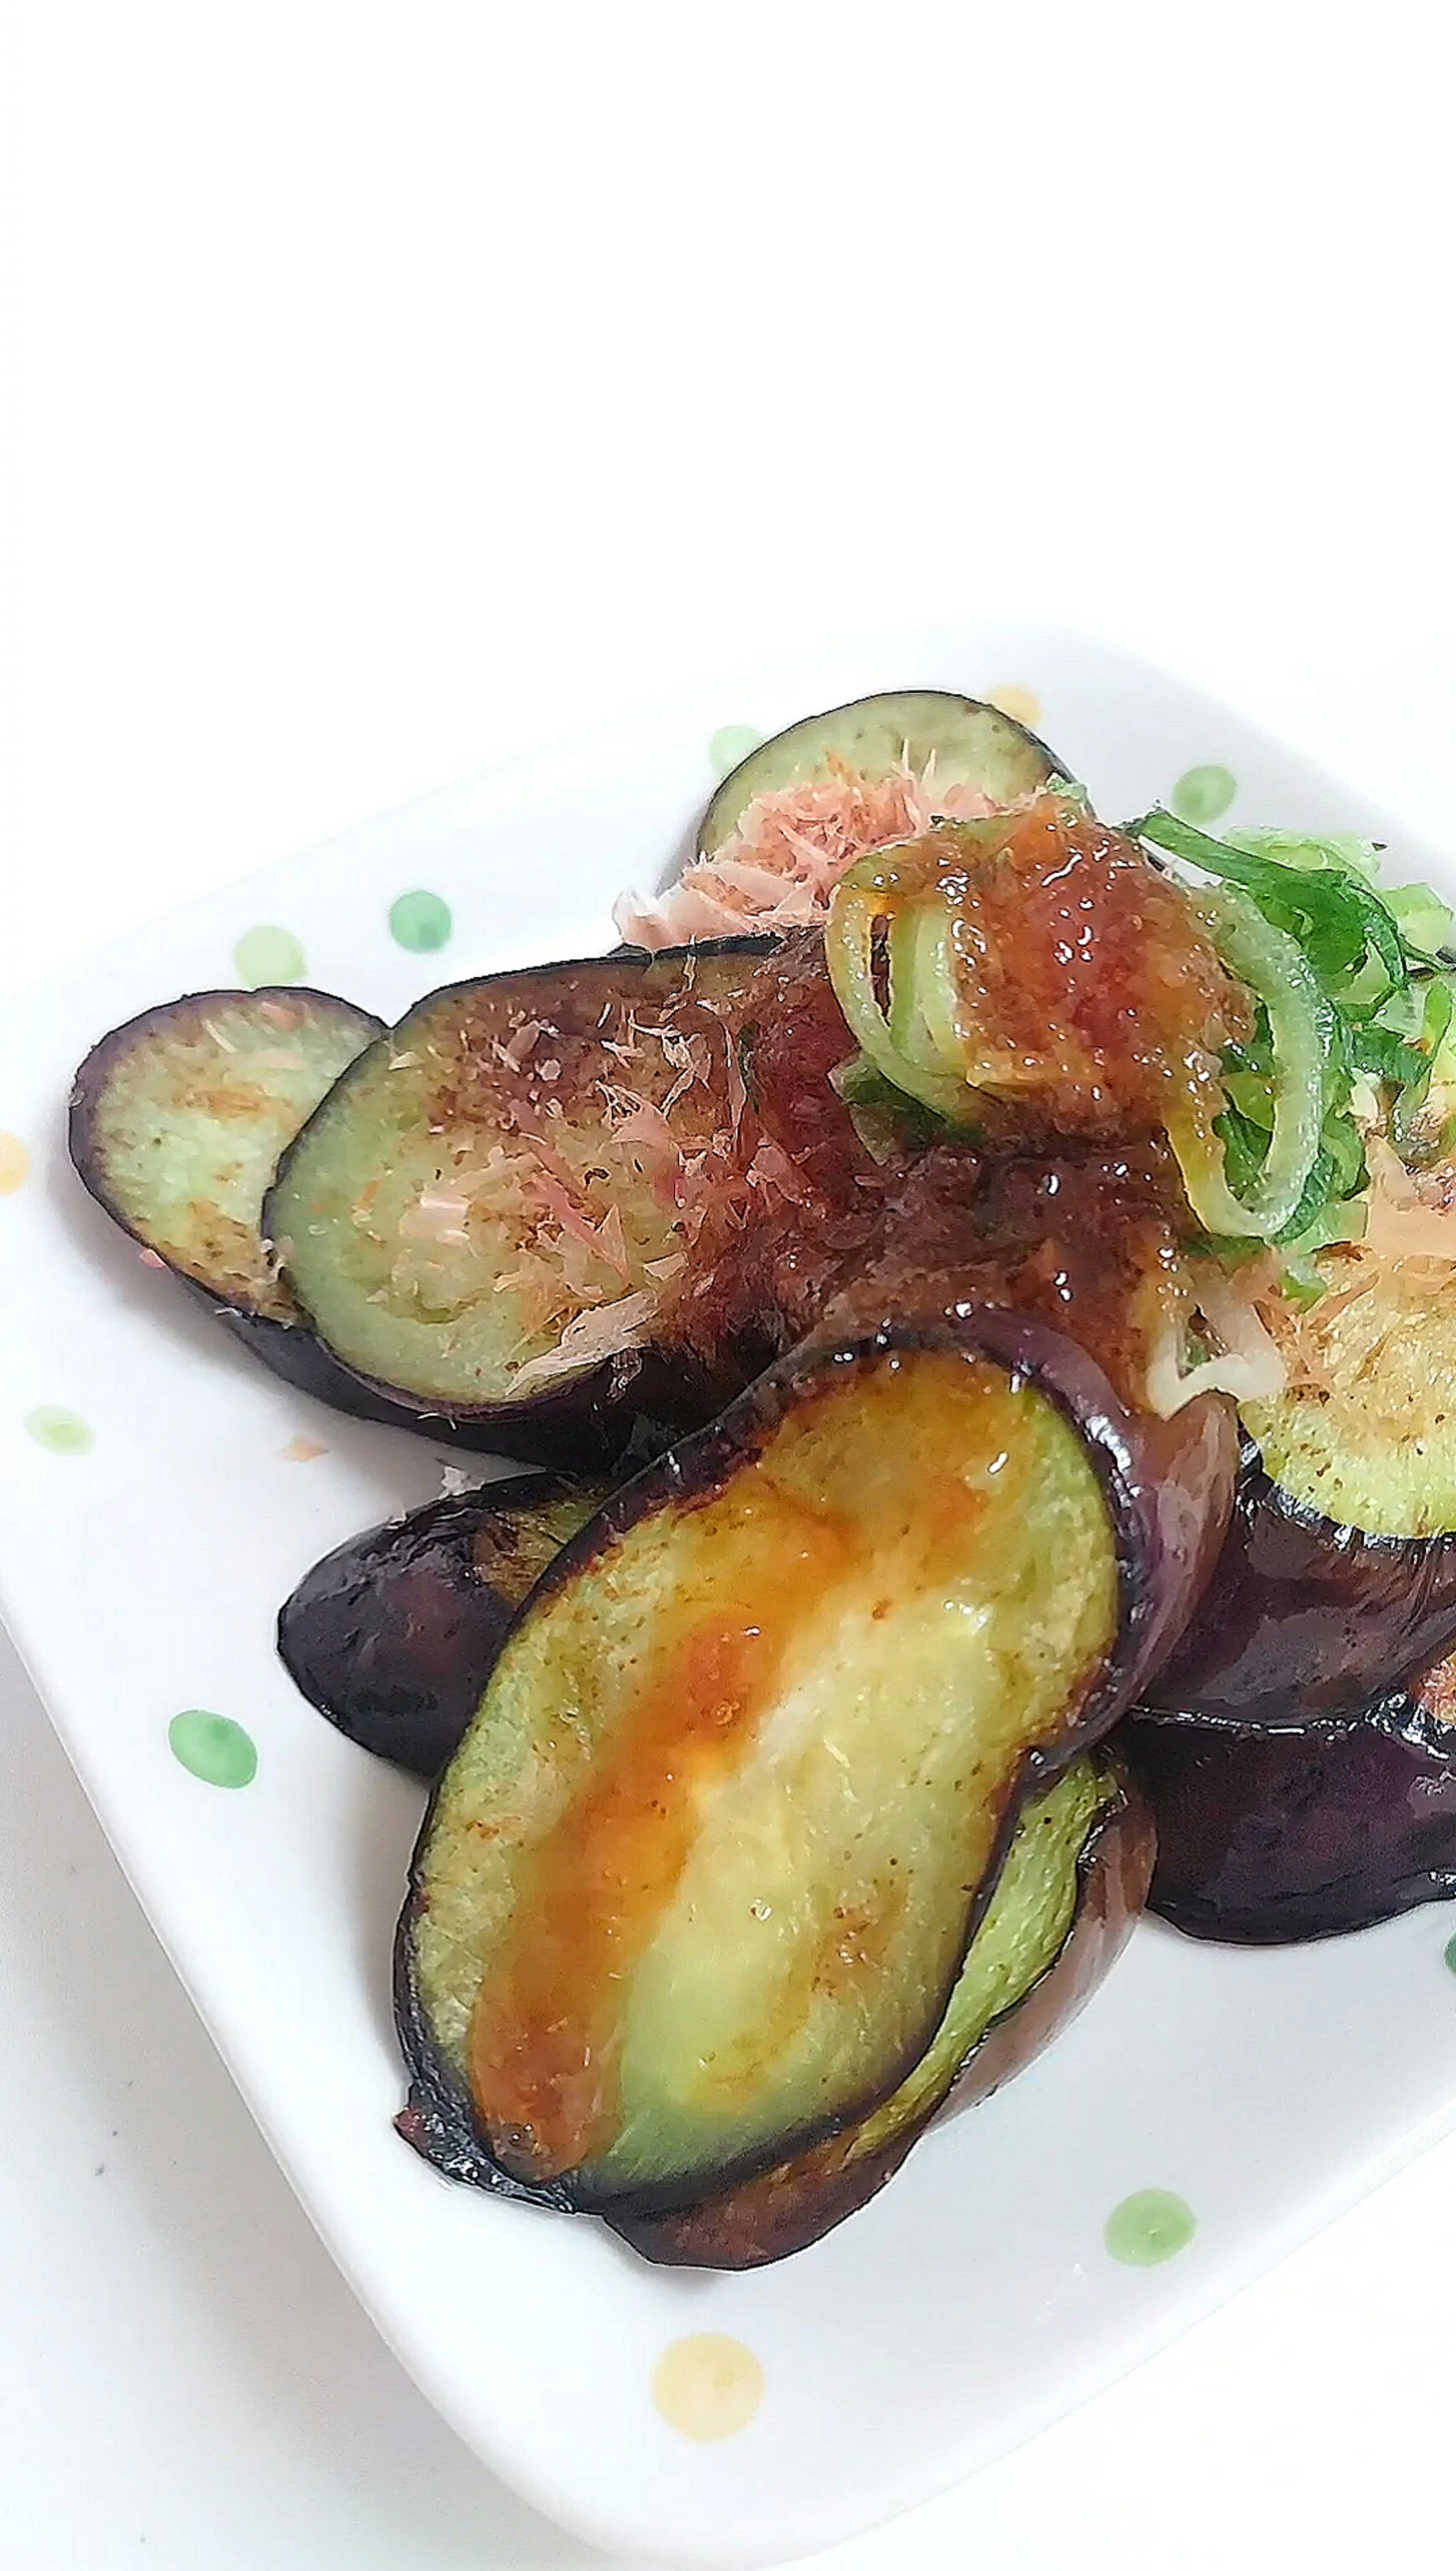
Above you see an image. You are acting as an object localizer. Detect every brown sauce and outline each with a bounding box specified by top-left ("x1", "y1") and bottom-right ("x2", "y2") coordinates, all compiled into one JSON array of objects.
[
  {"x1": 850, "y1": 804, "x2": 1247, "y2": 1147},
  {"x1": 467, "y1": 1484, "x2": 854, "y2": 2177}
]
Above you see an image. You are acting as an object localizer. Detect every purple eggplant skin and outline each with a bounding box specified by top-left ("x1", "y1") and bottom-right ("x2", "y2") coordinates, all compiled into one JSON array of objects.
[
  {"x1": 615, "y1": 1761, "x2": 1155, "y2": 2270},
  {"x1": 278, "y1": 1474, "x2": 614, "y2": 1778},
  {"x1": 1123, "y1": 1679, "x2": 1456, "y2": 1945},
  {"x1": 392, "y1": 1308, "x2": 1236, "y2": 2211},
  {"x1": 1142, "y1": 1444, "x2": 1456, "y2": 1730}
]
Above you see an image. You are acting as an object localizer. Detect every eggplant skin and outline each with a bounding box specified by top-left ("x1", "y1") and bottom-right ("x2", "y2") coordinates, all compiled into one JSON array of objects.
[
  {"x1": 278, "y1": 1475, "x2": 612, "y2": 1778},
  {"x1": 614, "y1": 1763, "x2": 1154, "y2": 2270},
  {"x1": 392, "y1": 1310, "x2": 1232, "y2": 2216},
  {"x1": 1143, "y1": 1444, "x2": 1456, "y2": 1728},
  {"x1": 1123, "y1": 1689, "x2": 1456, "y2": 1945}
]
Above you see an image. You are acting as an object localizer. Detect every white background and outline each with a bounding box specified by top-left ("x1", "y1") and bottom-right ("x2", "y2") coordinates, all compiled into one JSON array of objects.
[{"x1": 3, "y1": 4, "x2": 1456, "y2": 2566}]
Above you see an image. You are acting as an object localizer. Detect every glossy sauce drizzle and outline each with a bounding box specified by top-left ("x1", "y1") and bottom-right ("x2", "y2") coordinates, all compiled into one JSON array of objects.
[
  {"x1": 856, "y1": 802, "x2": 1248, "y2": 1147},
  {"x1": 467, "y1": 1485, "x2": 855, "y2": 2177}
]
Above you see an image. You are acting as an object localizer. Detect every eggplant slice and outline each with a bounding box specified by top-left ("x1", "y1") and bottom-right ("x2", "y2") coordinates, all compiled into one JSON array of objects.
[
  {"x1": 618, "y1": 1750, "x2": 1153, "y2": 2267},
  {"x1": 1145, "y1": 1442, "x2": 1456, "y2": 1729},
  {"x1": 265, "y1": 941, "x2": 779, "y2": 1467},
  {"x1": 395, "y1": 1311, "x2": 1234, "y2": 2223},
  {"x1": 64, "y1": 986, "x2": 439, "y2": 1423},
  {"x1": 698, "y1": 691, "x2": 1067, "y2": 860},
  {"x1": 278, "y1": 1473, "x2": 613, "y2": 1778},
  {"x1": 1123, "y1": 1669, "x2": 1456, "y2": 1944}
]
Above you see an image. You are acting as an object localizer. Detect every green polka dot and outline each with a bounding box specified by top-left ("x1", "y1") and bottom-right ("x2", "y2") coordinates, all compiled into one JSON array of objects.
[
  {"x1": 25, "y1": 1405, "x2": 94, "y2": 1456},
  {"x1": 1105, "y1": 2188, "x2": 1196, "y2": 2266},
  {"x1": 168, "y1": 1709, "x2": 258, "y2": 1789},
  {"x1": 709, "y1": 724, "x2": 765, "y2": 781},
  {"x1": 233, "y1": 925, "x2": 307, "y2": 988},
  {"x1": 1171, "y1": 764, "x2": 1237, "y2": 827},
  {"x1": 389, "y1": 889, "x2": 453, "y2": 953},
  {"x1": 1444, "y1": 1932, "x2": 1456, "y2": 1973}
]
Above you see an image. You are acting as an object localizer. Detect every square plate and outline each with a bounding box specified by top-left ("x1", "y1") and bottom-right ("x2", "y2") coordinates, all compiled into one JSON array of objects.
[{"x1": 4, "y1": 620, "x2": 1456, "y2": 2569}]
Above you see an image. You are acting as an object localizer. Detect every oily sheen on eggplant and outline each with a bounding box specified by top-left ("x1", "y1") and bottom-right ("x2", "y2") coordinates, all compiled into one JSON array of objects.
[
  {"x1": 278, "y1": 1474, "x2": 612, "y2": 1778},
  {"x1": 698, "y1": 691, "x2": 1067, "y2": 859},
  {"x1": 1144, "y1": 1442, "x2": 1456, "y2": 1729},
  {"x1": 617, "y1": 1752, "x2": 1153, "y2": 2267},
  {"x1": 394, "y1": 1311, "x2": 1235, "y2": 2229},
  {"x1": 265, "y1": 941, "x2": 779, "y2": 1470},
  {"x1": 66, "y1": 987, "x2": 410, "y2": 1414},
  {"x1": 1123, "y1": 1666, "x2": 1456, "y2": 1945}
]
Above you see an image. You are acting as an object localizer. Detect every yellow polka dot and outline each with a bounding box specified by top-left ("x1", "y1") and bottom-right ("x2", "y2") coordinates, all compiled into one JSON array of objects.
[
  {"x1": 986, "y1": 684, "x2": 1043, "y2": 731},
  {"x1": 651, "y1": 2334, "x2": 764, "y2": 2442},
  {"x1": 0, "y1": 1132, "x2": 29, "y2": 1196},
  {"x1": 281, "y1": 1434, "x2": 329, "y2": 1462}
]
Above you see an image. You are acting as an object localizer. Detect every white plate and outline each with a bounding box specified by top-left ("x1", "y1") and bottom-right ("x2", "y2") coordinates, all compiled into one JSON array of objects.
[{"x1": 4, "y1": 620, "x2": 1456, "y2": 2570}]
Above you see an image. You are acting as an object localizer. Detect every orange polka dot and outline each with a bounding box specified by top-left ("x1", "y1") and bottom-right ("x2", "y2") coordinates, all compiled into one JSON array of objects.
[
  {"x1": 986, "y1": 684, "x2": 1043, "y2": 731},
  {"x1": 0, "y1": 1132, "x2": 29, "y2": 1196},
  {"x1": 651, "y1": 2334, "x2": 764, "y2": 2441}
]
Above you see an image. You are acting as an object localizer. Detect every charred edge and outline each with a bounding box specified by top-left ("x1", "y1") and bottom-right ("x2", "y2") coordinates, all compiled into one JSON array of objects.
[{"x1": 391, "y1": 1882, "x2": 579, "y2": 2206}]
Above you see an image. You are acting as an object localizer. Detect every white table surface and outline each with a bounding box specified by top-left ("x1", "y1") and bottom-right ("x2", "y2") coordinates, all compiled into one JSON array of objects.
[{"x1": 4, "y1": 7, "x2": 1456, "y2": 2565}]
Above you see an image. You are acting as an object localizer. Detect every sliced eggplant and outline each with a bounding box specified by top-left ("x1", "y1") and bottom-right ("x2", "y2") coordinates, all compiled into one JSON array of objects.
[
  {"x1": 70, "y1": 986, "x2": 382, "y2": 1322},
  {"x1": 1241, "y1": 1254, "x2": 1456, "y2": 1537},
  {"x1": 1145, "y1": 1442, "x2": 1456, "y2": 1728},
  {"x1": 394, "y1": 1311, "x2": 1235, "y2": 2219},
  {"x1": 617, "y1": 1750, "x2": 1153, "y2": 2267},
  {"x1": 265, "y1": 942, "x2": 782, "y2": 1468},
  {"x1": 699, "y1": 692, "x2": 1066, "y2": 860},
  {"x1": 1123, "y1": 1673, "x2": 1456, "y2": 1944},
  {"x1": 63, "y1": 987, "x2": 453, "y2": 1424},
  {"x1": 278, "y1": 1473, "x2": 612, "y2": 1778}
]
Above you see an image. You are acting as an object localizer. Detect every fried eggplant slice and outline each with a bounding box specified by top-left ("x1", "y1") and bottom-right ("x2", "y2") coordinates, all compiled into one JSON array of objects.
[
  {"x1": 1145, "y1": 1443, "x2": 1456, "y2": 1728},
  {"x1": 63, "y1": 986, "x2": 438, "y2": 1424},
  {"x1": 278, "y1": 1474, "x2": 612, "y2": 1778},
  {"x1": 394, "y1": 1311, "x2": 1234, "y2": 2219},
  {"x1": 265, "y1": 942, "x2": 781, "y2": 1468},
  {"x1": 617, "y1": 1751, "x2": 1153, "y2": 2266},
  {"x1": 69, "y1": 987, "x2": 383, "y2": 1314},
  {"x1": 1124, "y1": 1662, "x2": 1456, "y2": 1944},
  {"x1": 1146, "y1": 1223, "x2": 1456, "y2": 1725},
  {"x1": 614, "y1": 694, "x2": 1070, "y2": 947},
  {"x1": 699, "y1": 691, "x2": 1066, "y2": 860}
]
